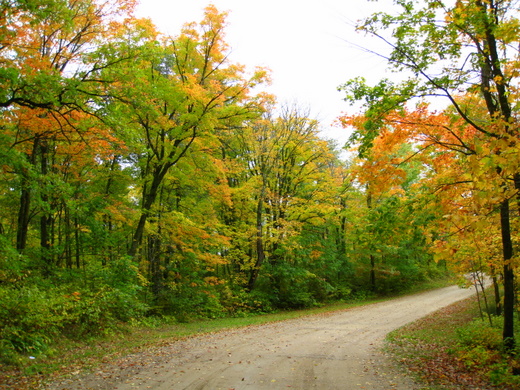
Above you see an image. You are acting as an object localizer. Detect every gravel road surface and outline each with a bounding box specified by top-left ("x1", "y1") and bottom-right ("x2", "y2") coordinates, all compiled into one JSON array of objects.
[{"x1": 48, "y1": 285, "x2": 478, "y2": 390}]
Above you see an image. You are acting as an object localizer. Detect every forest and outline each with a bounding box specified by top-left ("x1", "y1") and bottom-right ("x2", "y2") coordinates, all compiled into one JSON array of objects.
[{"x1": 0, "y1": 0, "x2": 519, "y2": 368}]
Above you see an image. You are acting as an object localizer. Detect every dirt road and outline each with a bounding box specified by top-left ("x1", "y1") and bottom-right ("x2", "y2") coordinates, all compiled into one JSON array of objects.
[{"x1": 48, "y1": 285, "x2": 478, "y2": 390}]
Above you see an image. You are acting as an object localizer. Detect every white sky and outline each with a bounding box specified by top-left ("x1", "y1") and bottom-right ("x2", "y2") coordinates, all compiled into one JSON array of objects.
[{"x1": 135, "y1": 0, "x2": 396, "y2": 149}]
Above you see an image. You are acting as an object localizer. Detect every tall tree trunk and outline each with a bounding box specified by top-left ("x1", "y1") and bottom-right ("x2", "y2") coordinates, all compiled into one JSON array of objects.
[
  {"x1": 338, "y1": 198, "x2": 348, "y2": 258},
  {"x1": 129, "y1": 213, "x2": 148, "y2": 258},
  {"x1": 370, "y1": 254, "x2": 376, "y2": 292},
  {"x1": 248, "y1": 185, "x2": 266, "y2": 291},
  {"x1": 39, "y1": 140, "x2": 53, "y2": 270},
  {"x1": 102, "y1": 214, "x2": 113, "y2": 266},
  {"x1": 366, "y1": 187, "x2": 376, "y2": 291},
  {"x1": 16, "y1": 138, "x2": 40, "y2": 252},
  {"x1": 489, "y1": 264, "x2": 502, "y2": 316},
  {"x1": 128, "y1": 164, "x2": 168, "y2": 257},
  {"x1": 148, "y1": 233, "x2": 162, "y2": 299},
  {"x1": 102, "y1": 155, "x2": 119, "y2": 265},
  {"x1": 500, "y1": 199, "x2": 515, "y2": 350},
  {"x1": 476, "y1": 0, "x2": 515, "y2": 349},
  {"x1": 65, "y1": 204, "x2": 72, "y2": 269},
  {"x1": 17, "y1": 185, "x2": 31, "y2": 252},
  {"x1": 74, "y1": 217, "x2": 81, "y2": 269}
]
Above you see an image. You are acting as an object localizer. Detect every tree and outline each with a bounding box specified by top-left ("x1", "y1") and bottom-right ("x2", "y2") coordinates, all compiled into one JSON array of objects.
[
  {"x1": 221, "y1": 104, "x2": 341, "y2": 306},
  {"x1": 341, "y1": 121, "x2": 438, "y2": 293},
  {"x1": 0, "y1": 0, "x2": 135, "y2": 110},
  {"x1": 93, "y1": 6, "x2": 270, "y2": 306},
  {"x1": 341, "y1": 0, "x2": 520, "y2": 350},
  {"x1": 0, "y1": 0, "x2": 136, "y2": 271}
]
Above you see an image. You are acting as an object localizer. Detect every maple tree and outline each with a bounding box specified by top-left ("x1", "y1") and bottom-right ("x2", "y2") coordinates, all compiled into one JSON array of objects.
[
  {"x1": 341, "y1": 125, "x2": 438, "y2": 293},
  {"x1": 0, "y1": 0, "x2": 135, "y2": 110},
  {"x1": 1, "y1": 0, "x2": 136, "y2": 268},
  {"x1": 0, "y1": 0, "x2": 148, "y2": 361},
  {"x1": 87, "y1": 6, "x2": 273, "y2": 309},
  {"x1": 341, "y1": 0, "x2": 520, "y2": 349},
  {"x1": 100, "y1": 6, "x2": 269, "y2": 260}
]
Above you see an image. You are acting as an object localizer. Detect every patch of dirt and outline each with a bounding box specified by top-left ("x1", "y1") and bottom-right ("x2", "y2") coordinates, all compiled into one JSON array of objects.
[{"x1": 46, "y1": 285, "x2": 478, "y2": 390}]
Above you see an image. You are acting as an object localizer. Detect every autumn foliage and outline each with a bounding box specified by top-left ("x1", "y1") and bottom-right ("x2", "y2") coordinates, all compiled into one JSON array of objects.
[
  {"x1": 340, "y1": 0, "x2": 520, "y2": 359},
  {"x1": 0, "y1": 0, "x2": 495, "y2": 378}
]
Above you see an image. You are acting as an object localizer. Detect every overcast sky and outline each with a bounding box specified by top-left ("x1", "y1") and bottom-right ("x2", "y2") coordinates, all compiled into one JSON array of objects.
[{"x1": 135, "y1": 0, "x2": 396, "y2": 147}]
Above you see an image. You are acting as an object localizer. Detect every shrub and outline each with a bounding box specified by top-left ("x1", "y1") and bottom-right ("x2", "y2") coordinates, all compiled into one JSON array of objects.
[
  {"x1": 329, "y1": 286, "x2": 353, "y2": 300},
  {"x1": 0, "y1": 284, "x2": 61, "y2": 362},
  {"x1": 453, "y1": 317, "x2": 507, "y2": 380},
  {"x1": 260, "y1": 265, "x2": 332, "y2": 309},
  {"x1": 457, "y1": 345, "x2": 500, "y2": 369},
  {"x1": 0, "y1": 257, "x2": 148, "y2": 364},
  {"x1": 158, "y1": 282, "x2": 226, "y2": 322},
  {"x1": 219, "y1": 287, "x2": 275, "y2": 316},
  {"x1": 456, "y1": 317, "x2": 502, "y2": 350}
]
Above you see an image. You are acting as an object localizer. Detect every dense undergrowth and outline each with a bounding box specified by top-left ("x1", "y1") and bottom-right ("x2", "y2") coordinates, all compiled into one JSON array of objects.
[
  {"x1": 0, "y1": 277, "x2": 451, "y2": 389},
  {"x1": 387, "y1": 293, "x2": 520, "y2": 389},
  {"x1": 0, "y1": 254, "x2": 447, "y2": 367}
]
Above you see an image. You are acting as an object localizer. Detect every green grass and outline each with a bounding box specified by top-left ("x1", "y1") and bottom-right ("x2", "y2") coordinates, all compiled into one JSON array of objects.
[{"x1": 0, "y1": 277, "x2": 455, "y2": 389}]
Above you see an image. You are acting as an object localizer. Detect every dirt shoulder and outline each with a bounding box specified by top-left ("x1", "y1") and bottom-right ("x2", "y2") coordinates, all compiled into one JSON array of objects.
[{"x1": 46, "y1": 285, "x2": 477, "y2": 390}]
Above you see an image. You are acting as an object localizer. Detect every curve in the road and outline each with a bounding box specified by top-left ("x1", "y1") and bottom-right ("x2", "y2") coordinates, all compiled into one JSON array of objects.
[{"x1": 48, "y1": 285, "x2": 478, "y2": 390}]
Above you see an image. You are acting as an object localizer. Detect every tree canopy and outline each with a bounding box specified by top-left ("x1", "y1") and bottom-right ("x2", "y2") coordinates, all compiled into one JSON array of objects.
[
  {"x1": 340, "y1": 0, "x2": 520, "y2": 350},
  {"x1": 3, "y1": 0, "x2": 518, "y2": 374}
]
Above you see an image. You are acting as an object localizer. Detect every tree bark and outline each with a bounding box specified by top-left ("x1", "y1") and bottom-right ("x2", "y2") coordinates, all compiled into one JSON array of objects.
[
  {"x1": 370, "y1": 254, "x2": 376, "y2": 292},
  {"x1": 490, "y1": 267, "x2": 502, "y2": 316},
  {"x1": 16, "y1": 138, "x2": 40, "y2": 252},
  {"x1": 128, "y1": 164, "x2": 169, "y2": 257},
  {"x1": 499, "y1": 199, "x2": 515, "y2": 350},
  {"x1": 16, "y1": 185, "x2": 31, "y2": 252},
  {"x1": 39, "y1": 140, "x2": 53, "y2": 270},
  {"x1": 248, "y1": 185, "x2": 266, "y2": 291},
  {"x1": 366, "y1": 187, "x2": 376, "y2": 291},
  {"x1": 74, "y1": 217, "x2": 81, "y2": 268}
]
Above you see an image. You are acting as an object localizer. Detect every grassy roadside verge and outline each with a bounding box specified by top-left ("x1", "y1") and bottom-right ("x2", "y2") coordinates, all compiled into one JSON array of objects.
[
  {"x1": 0, "y1": 278, "x2": 452, "y2": 389},
  {"x1": 386, "y1": 292, "x2": 520, "y2": 389},
  {"x1": 2, "y1": 299, "x2": 381, "y2": 389}
]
